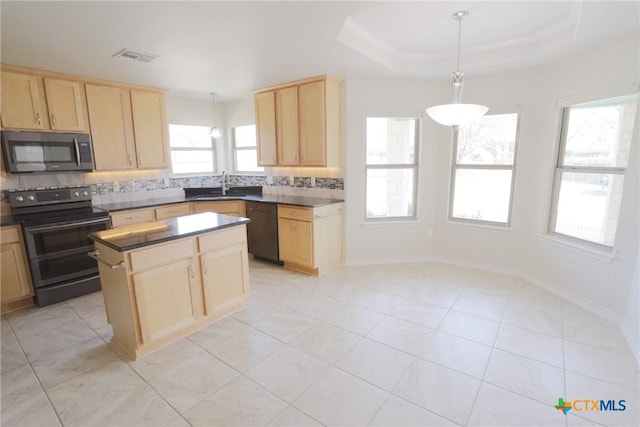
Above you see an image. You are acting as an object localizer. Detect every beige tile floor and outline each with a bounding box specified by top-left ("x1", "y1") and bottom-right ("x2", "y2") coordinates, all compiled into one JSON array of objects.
[{"x1": 1, "y1": 261, "x2": 638, "y2": 426}]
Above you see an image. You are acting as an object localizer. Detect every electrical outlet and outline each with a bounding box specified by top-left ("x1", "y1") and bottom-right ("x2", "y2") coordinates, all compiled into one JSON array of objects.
[
  {"x1": 289, "y1": 176, "x2": 295, "y2": 186},
  {"x1": 113, "y1": 181, "x2": 119, "y2": 192},
  {"x1": 310, "y1": 177, "x2": 316, "y2": 187}
]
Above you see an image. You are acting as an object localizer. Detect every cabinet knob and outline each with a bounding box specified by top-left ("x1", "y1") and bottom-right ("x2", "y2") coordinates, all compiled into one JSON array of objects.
[
  {"x1": 35, "y1": 112, "x2": 42, "y2": 126},
  {"x1": 50, "y1": 114, "x2": 56, "y2": 126}
]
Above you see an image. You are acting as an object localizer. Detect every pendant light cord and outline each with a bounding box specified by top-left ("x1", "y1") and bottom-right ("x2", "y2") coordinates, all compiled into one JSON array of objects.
[{"x1": 456, "y1": 15, "x2": 463, "y2": 74}]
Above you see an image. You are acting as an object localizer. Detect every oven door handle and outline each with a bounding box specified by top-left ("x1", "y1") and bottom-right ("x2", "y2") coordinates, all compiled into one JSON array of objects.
[
  {"x1": 87, "y1": 249, "x2": 125, "y2": 270},
  {"x1": 25, "y1": 217, "x2": 109, "y2": 233}
]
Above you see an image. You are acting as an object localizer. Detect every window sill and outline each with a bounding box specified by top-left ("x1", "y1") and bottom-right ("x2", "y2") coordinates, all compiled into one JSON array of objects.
[
  {"x1": 444, "y1": 220, "x2": 515, "y2": 233},
  {"x1": 538, "y1": 234, "x2": 618, "y2": 263}
]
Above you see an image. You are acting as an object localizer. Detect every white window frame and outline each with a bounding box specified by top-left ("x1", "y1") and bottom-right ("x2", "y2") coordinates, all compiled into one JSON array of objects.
[
  {"x1": 449, "y1": 107, "x2": 521, "y2": 227},
  {"x1": 168, "y1": 124, "x2": 217, "y2": 176},
  {"x1": 231, "y1": 124, "x2": 263, "y2": 174},
  {"x1": 364, "y1": 112, "x2": 421, "y2": 222},
  {"x1": 548, "y1": 87, "x2": 638, "y2": 249}
]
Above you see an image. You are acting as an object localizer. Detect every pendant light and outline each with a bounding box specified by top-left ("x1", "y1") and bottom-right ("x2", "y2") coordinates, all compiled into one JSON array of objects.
[
  {"x1": 426, "y1": 11, "x2": 488, "y2": 126},
  {"x1": 210, "y1": 92, "x2": 221, "y2": 139}
]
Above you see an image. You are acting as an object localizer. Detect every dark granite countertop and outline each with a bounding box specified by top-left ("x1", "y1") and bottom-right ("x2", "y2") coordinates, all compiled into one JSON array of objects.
[
  {"x1": 95, "y1": 195, "x2": 188, "y2": 213},
  {"x1": 95, "y1": 191, "x2": 344, "y2": 213},
  {"x1": 89, "y1": 212, "x2": 250, "y2": 252}
]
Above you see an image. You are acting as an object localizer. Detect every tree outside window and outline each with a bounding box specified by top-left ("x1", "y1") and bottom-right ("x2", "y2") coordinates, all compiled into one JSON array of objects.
[{"x1": 450, "y1": 111, "x2": 520, "y2": 225}]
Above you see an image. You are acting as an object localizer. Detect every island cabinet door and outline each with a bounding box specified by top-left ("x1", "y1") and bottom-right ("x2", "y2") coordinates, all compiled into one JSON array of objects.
[
  {"x1": 131, "y1": 258, "x2": 201, "y2": 344},
  {"x1": 200, "y1": 244, "x2": 249, "y2": 317}
]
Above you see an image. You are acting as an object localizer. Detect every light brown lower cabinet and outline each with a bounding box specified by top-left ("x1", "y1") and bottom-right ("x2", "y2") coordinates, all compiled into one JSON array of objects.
[
  {"x1": 277, "y1": 203, "x2": 344, "y2": 276},
  {"x1": 191, "y1": 201, "x2": 246, "y2": 217},
  {"x1": 95, "y1": 224, "x2": 249, "y2": 359},
  {"x1": 1, "y1": 225, "x2": 34, "y2": 313},
  {"x1": 110, "y1": 203, "x2": 192, "y2": 227}
]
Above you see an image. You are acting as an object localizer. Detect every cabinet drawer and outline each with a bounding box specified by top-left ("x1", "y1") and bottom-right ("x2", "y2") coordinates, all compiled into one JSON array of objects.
[
  {"x1": 278, "y1": 205, "x2": 313, "y2": 222},
  {"x1": 155, "y1": 203, "x2": 191, "y2": 220},
  {"x1": 199, "y1": 226, "x2": 246, "y2": 254},
  {"x1": 129, "y1": 238, "x2": 197, "y2": 271},
  {"x1": 111, "y1": 208, "x2": 155, "y2": 227},
  {"x1": 1, "y1": 226, "x2": 20, "y2": 244},
  {"x1": 193, "y1": 201, "x2": 241, "y2": 215}
]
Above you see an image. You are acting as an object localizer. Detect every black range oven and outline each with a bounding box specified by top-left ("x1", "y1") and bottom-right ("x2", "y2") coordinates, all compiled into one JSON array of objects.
[{"x1": 9, "y1": 187, "x2": 110, "y2": 306}]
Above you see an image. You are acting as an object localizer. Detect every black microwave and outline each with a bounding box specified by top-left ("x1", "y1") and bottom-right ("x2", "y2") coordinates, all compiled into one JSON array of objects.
[{"x1": 1, "y1": 130, "x2": 94, "y2": 173}]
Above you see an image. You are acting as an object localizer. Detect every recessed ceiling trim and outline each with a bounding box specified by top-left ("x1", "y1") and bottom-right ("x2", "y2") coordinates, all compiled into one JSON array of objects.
[{"x1": 337, "y1": 2, "x2": 584, "y2": 74}]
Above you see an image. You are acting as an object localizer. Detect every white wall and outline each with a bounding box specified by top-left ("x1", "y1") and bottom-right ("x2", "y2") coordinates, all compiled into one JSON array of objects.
[
  {"x1": 344, "y1": 36, "x2": 640, "y2": 325},
  {"x1": 622, "y1": 252, "x2": 640, "y2": 362},
  {"x1": 344, "y1": 78, "x2": 442, "y2": 264}
]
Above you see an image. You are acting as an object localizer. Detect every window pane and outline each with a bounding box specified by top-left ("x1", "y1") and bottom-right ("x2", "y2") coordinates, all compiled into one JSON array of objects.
[
  {"x1": 169, "y1": 124, "x2": 213, "y2": 148},
  {"x1": 452, "y1": 169, "x2": 512, "y2": 223},
  {"x1": 171, "y1": 150, "x2": 214, "y2": 174},
  {"x1": 457, "y1": 113, "x2": 518, "y2": 165},
  {"x1": 234, "y1": 124, "x2": 257, "y2": 148},
  {"x1": 563, "y1": 95, "x2": 637, "y2": 168},
  {"x1": 366, "y1": 117, "x2": 417, "y2": 165},
  {"x1": 554, "y1": 172, "x2": 625, "y2": 246},
  {"x1": 236, "y1": 149, "x2": 264, "y2": 172},
  {"x1": 366, "y1": 168, "x2": 415, "y2": 218}
]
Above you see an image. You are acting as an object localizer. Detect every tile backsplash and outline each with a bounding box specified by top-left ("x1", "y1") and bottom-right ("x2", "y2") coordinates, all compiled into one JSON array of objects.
[{"x1": 0, "y1": 172, "x2": 344, "y2": 207}]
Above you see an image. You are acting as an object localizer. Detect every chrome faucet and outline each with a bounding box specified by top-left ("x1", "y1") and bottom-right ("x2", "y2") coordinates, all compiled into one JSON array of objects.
[{"x1": 220, "y1": 169, "x2": 230, "y2": 195}]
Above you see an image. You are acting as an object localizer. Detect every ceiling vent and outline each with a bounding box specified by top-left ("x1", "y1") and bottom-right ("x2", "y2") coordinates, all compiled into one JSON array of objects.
[{"x1": 112, "y1": 48, "x2": 158, "y2": 63}]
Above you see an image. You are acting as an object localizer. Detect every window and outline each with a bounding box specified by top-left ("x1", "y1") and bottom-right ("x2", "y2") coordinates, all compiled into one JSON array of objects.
[
  {"x1": 169, "y1": 124, "x2": 216, "y2": 174},
  {"x1": 365, "y1": 115, "x2": 419, "y2": 220},
  {"x1": 450, "y1": 110, "x2": 520, "y2": 225},
  {"x1": 550, "y1": 93, "x2": 637, "y2": 247},
  {"x1": 232, "y1": 124, "x2": 263, "y2": 173}
]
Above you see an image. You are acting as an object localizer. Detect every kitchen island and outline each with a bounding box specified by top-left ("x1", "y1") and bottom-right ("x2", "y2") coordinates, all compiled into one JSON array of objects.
[{"x1": 88, "y1": 212, "x2": 250, "y2": 359}]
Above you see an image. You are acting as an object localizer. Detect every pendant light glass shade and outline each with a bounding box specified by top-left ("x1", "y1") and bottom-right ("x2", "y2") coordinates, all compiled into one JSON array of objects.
[
  {"x1": 427, "y1": 11, "x2": 487, "y2": 126},
  {"x1": 210, "y1": 92, "x2": 221, "y2": 139},
  {"x1": 426, "y1": 103, "x2": 488, "y2": 126}
]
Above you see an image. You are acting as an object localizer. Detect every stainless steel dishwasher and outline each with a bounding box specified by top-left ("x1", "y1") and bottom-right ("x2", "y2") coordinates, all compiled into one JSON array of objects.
[{"x1": 246, "y1": 201, "x2": 283, "y2": 264}]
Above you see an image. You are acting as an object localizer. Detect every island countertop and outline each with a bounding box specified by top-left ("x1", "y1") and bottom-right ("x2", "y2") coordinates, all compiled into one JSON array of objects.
[{"x1": 89, "y1": 212, "x2": 250, "y2": 252}]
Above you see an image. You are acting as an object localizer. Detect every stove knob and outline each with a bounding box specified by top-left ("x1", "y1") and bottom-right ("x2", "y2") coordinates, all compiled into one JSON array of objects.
[
  {"x1": 16, "y1": 196, "x2": 24, "y2": 202},
  {"x1": 28, "y1": 195, "x2": 35, "y2": 201},
  {"x1": 74, "y1": 191, "x2": 80, "y2": 197},
  {"x1": 82, "y1": 191, "x2": 89, "y2": 196}
]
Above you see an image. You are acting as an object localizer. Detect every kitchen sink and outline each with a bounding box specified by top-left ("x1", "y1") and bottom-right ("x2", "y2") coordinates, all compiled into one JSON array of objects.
[{"x1": 184, "y1": 186, "x2": 262, "y2": 200}]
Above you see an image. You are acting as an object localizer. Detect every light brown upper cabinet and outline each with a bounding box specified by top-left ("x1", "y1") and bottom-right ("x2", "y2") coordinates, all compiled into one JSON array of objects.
[
  {"x1": 0, "y1": 72, "x2": 87, "y2": 132},
  {"x1": 1, "y1": 72, "x2": 46, "y2": 130},
  {"x1": 1, "y1": 64, "x2": 170, "y2": 172},
  {"x1": 255, "y1": 91, "x2": 277, "y2": 166},
  {"x1": 276, "y1": 86, "x2": 299, "y2": 165},
  {"x1": 85, "y1": 84, "x2": 136, "y2": 170},
  {"x1": 43, "y1": 78, "x2": 87, "y2": 132},
  {"x1": 254, "y1": 75, "x2": 342, "y2": 168},
  {"x1": 87, "y1": 86, "x2": 169, "y2": 171},
  {"x1": 130, "y1": 90, "x2": 169, "y2": 169}
]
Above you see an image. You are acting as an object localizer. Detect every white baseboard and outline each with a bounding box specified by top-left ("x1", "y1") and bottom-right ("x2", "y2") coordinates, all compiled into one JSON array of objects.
[{"x1": 345, "y1": 254, "x2": 431, "y2": 266}]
